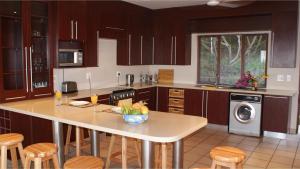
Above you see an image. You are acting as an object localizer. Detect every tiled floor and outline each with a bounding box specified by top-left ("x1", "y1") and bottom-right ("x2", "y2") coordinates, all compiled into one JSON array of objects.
[
  {"x1": 7, "y1": 124, "x2": 300, "y2": 169},
  {"x1": 89, "y1": 124, "x2": 300, "y2": 169}
]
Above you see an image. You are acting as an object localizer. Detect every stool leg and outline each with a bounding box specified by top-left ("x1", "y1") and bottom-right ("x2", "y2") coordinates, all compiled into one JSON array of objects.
[
  {"x1": 1, "y1": 145, "x2": 7, "y2": 169},
  {"x1": 80, "y1": 128, "x2": 85, "y2": 146},
  {"x1": 34, "y1": 158, "x2": 42, "y2": 169},
  {"x1": 154, "y1": 144, "x2": 161, "y2": 169},
  {"x1": 64, "y1": 125, "x2": 72, "y2": 155},
  {"x1": 121, "y1": 136, "x2": 127, "y2": 169},
  {"x1": 24, "y1": 157, "x2": 31, "y2": 169},
  {"x1": 134, "y1": 140, "x2": 141, "y2": 168},
  {"x1": 76, "y1": 126, "x2": 81, "y2": 156},
  {"x1": 105, "y1": 135, "x2": 116, "y2": 169},
  {"x1": 161, "y1": 143, "x2": 167, "y2": 169},
  {"x1": 17, "y1": 143, "x2": 25, "y2": 167},
  {"x1": 42, "y1": 160, "x2": 50, "y2": 169},
  {"x1": 52, "y1": 154, "x2": 60, "y2": 169},
  {"x1": 211, "y1": 160, "x2": 216, "y2": 169},
  {"x1": 10, "y1": 147, "x2": 18, "y2": 169}
]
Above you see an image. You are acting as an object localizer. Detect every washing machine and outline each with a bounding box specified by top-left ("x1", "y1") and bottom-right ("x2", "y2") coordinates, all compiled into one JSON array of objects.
[{"x1": 229, "y1": 93, "x2": 262, "y2": 137}]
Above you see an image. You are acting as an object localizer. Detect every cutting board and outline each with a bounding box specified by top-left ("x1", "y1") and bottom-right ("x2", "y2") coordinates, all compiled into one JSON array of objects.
[{"x1": 158, "y1": 69, "x2": 174, "y2": 84}]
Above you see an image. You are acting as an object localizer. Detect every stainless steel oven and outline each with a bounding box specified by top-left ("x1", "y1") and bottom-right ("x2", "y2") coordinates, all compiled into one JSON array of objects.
[{"x1": 58, "y1": 49, "x2": 83, "y2": 67}]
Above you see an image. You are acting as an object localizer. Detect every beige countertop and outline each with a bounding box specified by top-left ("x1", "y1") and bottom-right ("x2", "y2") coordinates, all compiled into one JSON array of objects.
[
  {"x1": 70, "y1": 83, "x2": 296, "y2": 99},
  {"x1": 0, "y1": 98, "x2": 207, "y2": 143}
]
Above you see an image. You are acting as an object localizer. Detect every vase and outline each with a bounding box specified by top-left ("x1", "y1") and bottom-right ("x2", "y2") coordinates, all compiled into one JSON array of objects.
[{"x1": 251, "y1": 81, "x2": 258, "y2": 91}]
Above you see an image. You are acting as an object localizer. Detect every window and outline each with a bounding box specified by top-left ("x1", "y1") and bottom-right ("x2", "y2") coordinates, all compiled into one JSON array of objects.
[{"x1": 198, "y1": 33, "x2": 268, "y2": 87}]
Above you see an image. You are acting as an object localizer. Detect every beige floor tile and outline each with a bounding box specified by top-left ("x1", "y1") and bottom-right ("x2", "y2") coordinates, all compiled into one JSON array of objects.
[
  {"x1": 238, "y1": 143, "x2": 258, "y2": 151},
  {"x1": 273, "y1": 150, "x2": 296, "y2": 158},
  {"x1": 189, "y1": 162, "x2": 210, "y2": 169},
  {"x1": 254, "y1": 147, "x2": 276, "y2": 155},
  {"x1": 196, "y1": 156, "x2": 212, "y2": 166},
  {"x1": 277, "y1": 145, "x2": 298, "y2": 153},
  {"x1": 250, "y1": 152, "x2": 273, "y2": 161},
  {"x1": 244, "y1": 164, "x2": 265, "y2": 169},
  {"x1": 293, "y1": 159, "x2": 300, "y2": 167},
  {"x1": 267, "y1": 162, "x2": 292, "y2": 169},
  {"x1": 271, "y1": 155, "x2": 294, "y2": 165},
  {"x1": 246, "y1": 157, "x2": 269, "y2": 168}
]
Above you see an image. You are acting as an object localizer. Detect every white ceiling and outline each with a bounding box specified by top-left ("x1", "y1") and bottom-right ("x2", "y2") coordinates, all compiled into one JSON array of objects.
[{"x1": 122, "y1": 0, "x2": 208, "y2": 9}]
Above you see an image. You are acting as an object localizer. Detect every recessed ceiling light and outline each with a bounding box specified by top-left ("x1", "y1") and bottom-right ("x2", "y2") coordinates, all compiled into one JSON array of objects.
[{"x1": 207, "y1": 0, "x2": 220, "y2": 6}]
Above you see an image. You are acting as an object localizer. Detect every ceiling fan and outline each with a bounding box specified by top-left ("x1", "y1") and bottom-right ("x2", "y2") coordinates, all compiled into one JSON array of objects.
[{"x1": 206, "y1": 0, "x2": 254, "y2": 8}]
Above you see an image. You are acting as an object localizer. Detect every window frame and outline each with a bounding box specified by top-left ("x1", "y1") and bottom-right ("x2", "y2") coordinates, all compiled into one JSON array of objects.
[{"x1": 197, "y1": 31, "x2": 270, "y2": 88}]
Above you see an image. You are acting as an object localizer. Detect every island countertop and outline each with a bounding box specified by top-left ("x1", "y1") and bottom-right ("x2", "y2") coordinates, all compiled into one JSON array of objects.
[{"x1": 0, "y1": 97, "x2": 207, "y2": 143}]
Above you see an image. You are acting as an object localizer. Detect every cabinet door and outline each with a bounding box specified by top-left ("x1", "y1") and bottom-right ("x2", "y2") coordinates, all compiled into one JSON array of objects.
[
  {"x1": 142, "y1": 35, "x2": 154, "y2": 65},
  {"x1": 0, "y1": 1, "x2": 29, "y2": 102},
  {"x1": 10, "y1": 111, "x2": 32, "y2": 147},
  {"x1": 184, "y1": 89, "x2": 204, "y2": 116},
  {"x1": 157, "y1": 87, "x2": 168, "y2": 112},
  {"x1": 262, "y1": 95, "x2": 290, "y2": 133},
  {"x1": 28, "y1": 1, "x2": 53, "y2": 98},
  {"x1": 129, "y1": 34, "x2": 142, "y2": 65},
  {"x1": 136, "y1": 87, "x2": 156, "y2": 111},
  {"x1": 206, "y1": 91, "x2": 229, "y2": 125},
  {"x1": 271, "y1": 11, "x2": 297, "y2": 68},
  {"x1": 31, "y1": 117, "x2": 53, "y2": 143},
  {"x1": 57, "y1": 1, "x2": 73, "y2": 41}
]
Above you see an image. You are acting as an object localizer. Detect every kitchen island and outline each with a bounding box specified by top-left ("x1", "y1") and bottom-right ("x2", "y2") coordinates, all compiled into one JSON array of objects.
[{"x1": 0, "y1": 97, "x2": 207, "y2": 169}]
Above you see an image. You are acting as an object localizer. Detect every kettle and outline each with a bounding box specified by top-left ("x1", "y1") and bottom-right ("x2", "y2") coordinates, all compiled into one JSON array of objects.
[{"x1": 126, "y1": 74, "x2": 134, "y2": 86}]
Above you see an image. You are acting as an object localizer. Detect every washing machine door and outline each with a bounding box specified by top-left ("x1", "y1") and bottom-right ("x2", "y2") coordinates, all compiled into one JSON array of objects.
[{"x1": 234, "y1": 102, "x2": 255, "y2": 123}]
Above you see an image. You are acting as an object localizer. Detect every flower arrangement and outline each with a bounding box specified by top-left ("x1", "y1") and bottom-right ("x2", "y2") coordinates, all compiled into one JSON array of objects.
[{"x1": 235, "y1": 71, "x2": 268, "y2": 90}]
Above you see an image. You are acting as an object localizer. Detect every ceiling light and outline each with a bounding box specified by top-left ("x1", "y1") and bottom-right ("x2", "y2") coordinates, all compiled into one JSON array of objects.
[{"x1": 207, "y1": 0, "x2": 220, "y2": 6}]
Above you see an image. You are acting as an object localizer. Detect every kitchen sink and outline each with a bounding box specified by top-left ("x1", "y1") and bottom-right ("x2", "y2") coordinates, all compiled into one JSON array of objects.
[{"x1": 194, "y1": 84, "x2": 235, "y2": 89}]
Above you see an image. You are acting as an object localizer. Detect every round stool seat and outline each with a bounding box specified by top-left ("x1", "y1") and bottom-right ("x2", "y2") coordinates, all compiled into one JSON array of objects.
[
  {"x1": 23, "y1": 143, "x2": 57, "y2": 158},
  {"x1": 64, "y1": 156, "x2": 104, "y2": 169},
  {"x1": 0, "y1": 133, "x2": 24, "y2": 146},
  {"x1": 210, "y1": 146, "x2": 245, "y2": 163}
]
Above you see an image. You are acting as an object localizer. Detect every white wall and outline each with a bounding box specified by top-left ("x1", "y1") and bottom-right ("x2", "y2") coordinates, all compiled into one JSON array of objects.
[{"x1": 54, "y1": 38, "x2": 149, "y2": 90}]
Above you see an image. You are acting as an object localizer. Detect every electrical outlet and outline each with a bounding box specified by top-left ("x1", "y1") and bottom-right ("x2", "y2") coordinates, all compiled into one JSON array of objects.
[
  {"x1": 86, "y1": 72, "x2": 92, "y2": 79},
  {"x1": 116, "y1": 71, "x2": 121, "y2": 77},
  {"x1": 286, "y1": 74, "x2": 292, "y2": 82},
  {"x1": 277, "y1": 74, "x2": 284, "y2": 82}
]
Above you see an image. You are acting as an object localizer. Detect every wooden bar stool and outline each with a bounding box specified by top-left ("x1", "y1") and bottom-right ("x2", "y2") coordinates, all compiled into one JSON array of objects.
[
  {"x1": 154, "y1": 143, "x2": 167, "y2": 169},
  {"x1": 210, "y1": 146, "x2": 246, "y2": 169},
  {"x1": 105, "y1": 135, "x2": 141, "y2": 169},
  {"x1": 65, "y1": 125, "x2": 90, "y2": 156},
  {"x1": 23, "y1": 143, "x2": 60, "y2": 169},
  {"x1": 0, "y1": 133, "x2": 25, "y2": 169},
  {"x1": 64, "y1": 156, "x2": 104, "y2": 169}
]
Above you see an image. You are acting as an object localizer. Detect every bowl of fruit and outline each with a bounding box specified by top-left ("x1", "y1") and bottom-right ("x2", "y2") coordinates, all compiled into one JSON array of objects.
[{"x1": 121, "y1": 102, "x2": 149, "y2": 124}]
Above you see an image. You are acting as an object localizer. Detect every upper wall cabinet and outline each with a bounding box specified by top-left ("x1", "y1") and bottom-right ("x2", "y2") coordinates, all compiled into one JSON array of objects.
[
  {"x1": 57, "y1": 1, "x2": 86, "y2": 42},
  {"x1": 271, "y1": 11, "x2": 298, "y2": 68},
  {"x1": 153, "y1": 10, "x2": 191, "y2": 65}
]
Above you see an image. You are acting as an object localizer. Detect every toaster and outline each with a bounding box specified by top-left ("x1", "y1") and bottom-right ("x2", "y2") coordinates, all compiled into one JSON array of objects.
[{"x1": 61, "y1": 81, "x2": 78, "y2": 93}]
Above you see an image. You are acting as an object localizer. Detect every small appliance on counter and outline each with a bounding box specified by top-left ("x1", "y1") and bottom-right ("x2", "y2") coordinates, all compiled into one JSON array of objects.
[
  {"x1": 61, "y1": 81, "x2": 78, "y2": 94},
  {"x1": 126, "y1": 74, "x2": 134, "y2": 86}
]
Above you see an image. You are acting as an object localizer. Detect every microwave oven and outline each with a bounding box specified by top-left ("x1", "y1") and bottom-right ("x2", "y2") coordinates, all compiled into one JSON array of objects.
[{"x1": 58, "y1": 49, "x2": 83, "y2": 67}]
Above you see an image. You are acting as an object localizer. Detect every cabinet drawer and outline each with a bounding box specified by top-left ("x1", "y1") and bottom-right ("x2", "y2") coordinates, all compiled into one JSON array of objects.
[
  {"x1": 169, "y1": 98, "x2": 184, "y2": 108},
  {"x1": 169, "y1": 107, "x2": 184, "y2": 114},
  {"x1": 169, "y1": 89, "x2": 184, "y2": 98}
]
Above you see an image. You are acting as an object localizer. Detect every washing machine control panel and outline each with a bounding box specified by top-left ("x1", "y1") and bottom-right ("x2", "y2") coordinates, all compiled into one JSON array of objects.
[{"x1": 230, "y1": 94, "x2": 262, "y2": 103}]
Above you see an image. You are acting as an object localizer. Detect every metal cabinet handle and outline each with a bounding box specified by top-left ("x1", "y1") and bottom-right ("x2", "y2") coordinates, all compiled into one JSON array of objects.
[
  {"x1": 141, "y1": 36, "x2": 143, "y2": 65},
  {"x1": 34, "y1": 93, "x2": 52, "y2": 97},
  {"x1": 71, "y1": 20, "x2": 74, "y2": 39},
  {"x1": 24, "y1": 47, "x2": 28, "y2": 93},
  {"x1": 96, "y1": 30, "x2": 99, "y2": 65},
  {"x1": 264, "y1": 95, "x2": 288, "y2": 99},
  {"x1": 152, "y1": 37, "x2": 155, "y2": 64},
  {"x1": 138, "y1": 91, "x2": 151, "y2": 95},
  {"x1": 174, "y1": 36, "x2": 177, "y2": 65},
  {"x1": 29, "y1": 47, "x2": 33, "y2": 92},
  {"x1": 128, "y1": 34, "x2": 131, "y2": 65},
  {"x1": 75, "y1": 20, "x2": 78, "y2": 40},
  {"x1": 202, "y1": 91, "x2": 204, "y2": 117},
  {"x1": 105, "y1": 26, "x2": 125, "y2": 31},
  {"x1": 206, "y1": 91, "x2": 208, "y2": 118},
  {"x1": 5, "y1": 96, "x2": 26, "y2": 101},
  {"x1": 170, "y1": 36, "x2": 173, "y2": 65}
]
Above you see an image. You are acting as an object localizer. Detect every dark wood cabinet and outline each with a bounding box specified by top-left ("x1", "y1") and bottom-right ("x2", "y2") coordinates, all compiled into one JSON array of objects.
[
  {"x1": 184, "y1": 89, "x2": 204, "y2": 116},
  {"x1": 157, "y1": 87, "x2": 169, "y2": 112},
  {"x1": 262, "y1": 95, "x2": 290, "y2": 133},
  {"x1": 135, "y1": 87, "x2": 157, "y2": 111},
  {"x1": 206, "y1": 91, "x2": 229, "y2": 125},
  {"x1": 0, "y1": 1, "x2": 54, "y2": 102},
  {"x1": 271, "y1": 11, "x2": 298, "y2": 68},
  {"x1": 57, "y1": 1, "x2": 86, "y2": 42}
]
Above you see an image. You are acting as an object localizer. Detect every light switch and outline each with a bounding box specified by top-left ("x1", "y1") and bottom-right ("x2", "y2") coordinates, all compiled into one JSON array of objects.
[{"x1": 277, "y1": 74, "x2": 284, "y2": 82}]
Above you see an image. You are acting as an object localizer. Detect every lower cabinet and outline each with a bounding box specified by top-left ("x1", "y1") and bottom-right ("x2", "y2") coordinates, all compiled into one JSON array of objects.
[
  {"x1": 262, "y1": 95, "x2": 290, "y2": 133},
  {"x1": 135, "y1": 87, "x2": 157, "y2": 110},
  {"x1": 184, "y1": 89, "x2": 229, "y2": 125},
  {"x1": 206, "y1": 91, "x2": 229, "y2": 125},
  {"x1": 157, "y1": 87, "x2": 169, "y2": 112}
]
